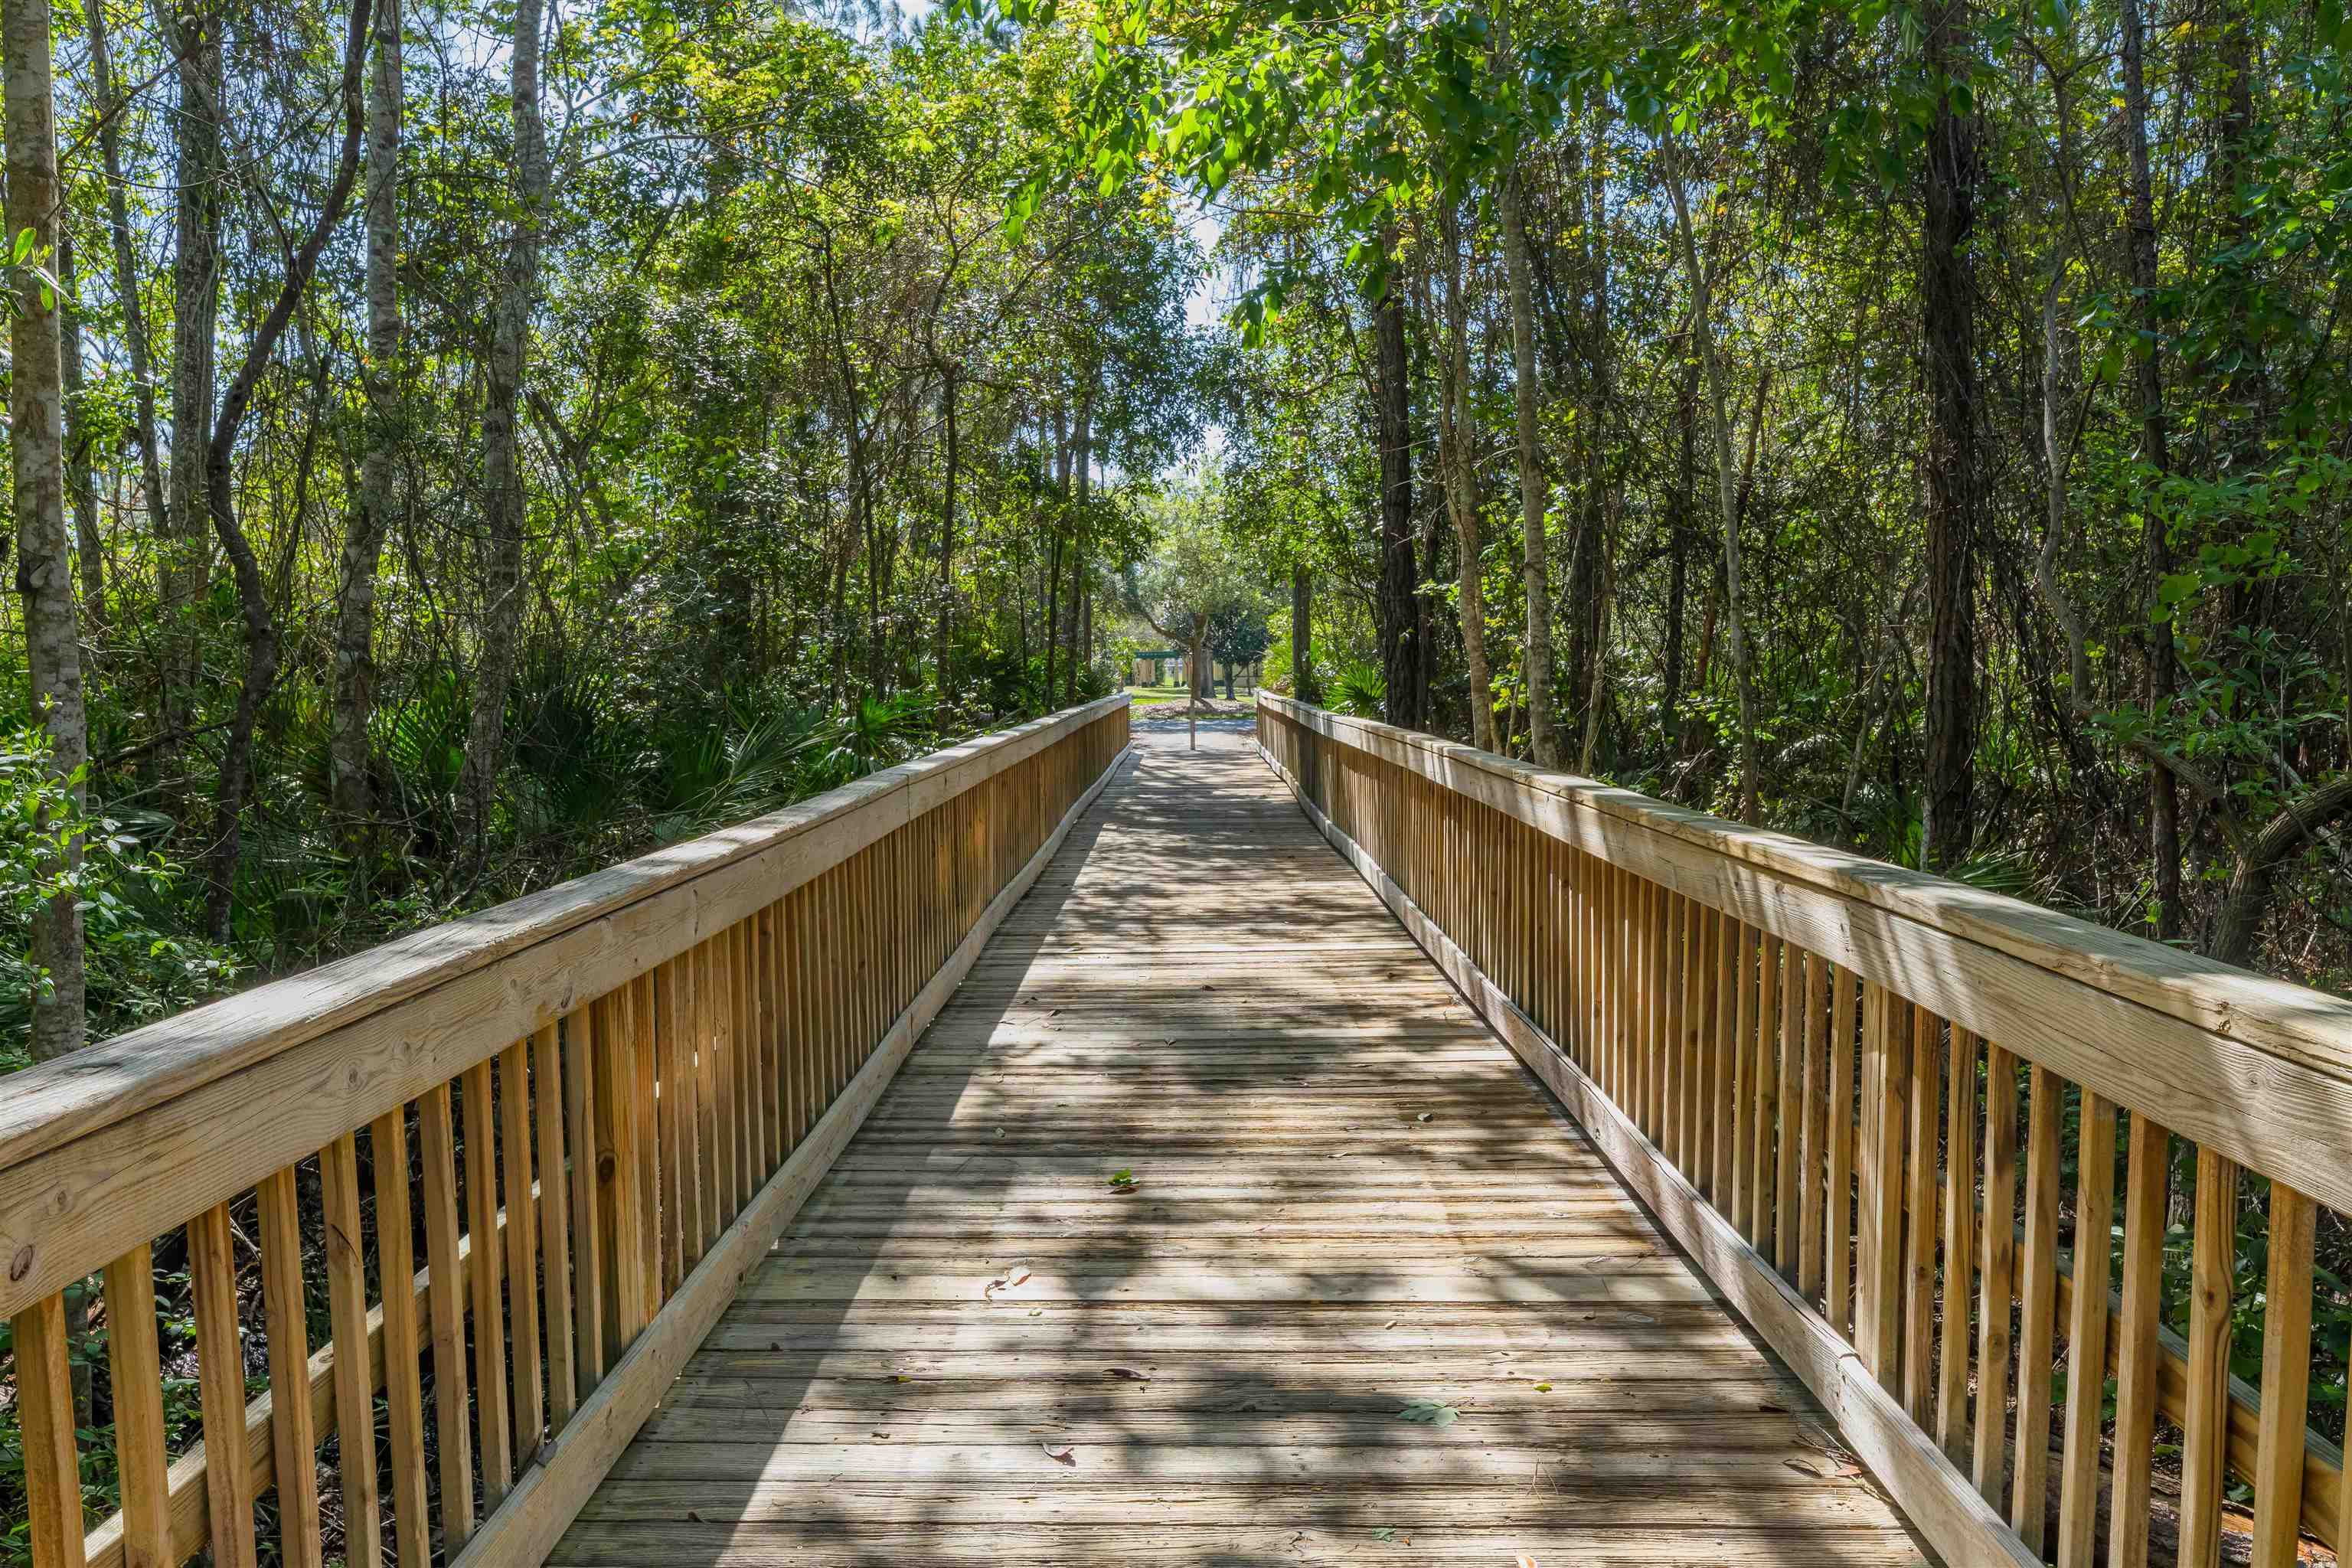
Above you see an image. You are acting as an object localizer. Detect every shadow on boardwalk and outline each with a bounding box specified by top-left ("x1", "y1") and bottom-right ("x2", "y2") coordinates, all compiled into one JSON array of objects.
[{"x1": 552, "y1": 725, "x2": 1935, "y2": 1566}]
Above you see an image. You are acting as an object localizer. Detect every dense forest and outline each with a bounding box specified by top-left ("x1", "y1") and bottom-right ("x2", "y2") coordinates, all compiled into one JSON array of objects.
[
  {"x1": 2, "y1": 0, "x2": 1214, "y2": 1072},
  {"x1": 6, "y1": 0, "x2": 2347, "y2": 1068},
  {"x1": 5, "y1": 0, "x2": 2352, "y2": 1554}
]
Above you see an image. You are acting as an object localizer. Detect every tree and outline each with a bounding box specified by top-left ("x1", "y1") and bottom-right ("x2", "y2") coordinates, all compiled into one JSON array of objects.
[
  {"x1": 1207, "y1": 603, "x2": 1272, "y2": 698},
  {"x1": 8, "y1": 0, "x2": 87, "y2": 1059},
  {"x1": 460, "y1": 0, "x2": 551, "y2": 859}
]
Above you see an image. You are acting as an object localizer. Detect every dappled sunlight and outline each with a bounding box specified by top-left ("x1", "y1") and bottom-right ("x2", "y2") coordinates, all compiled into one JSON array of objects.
[{"x1": 553, "y1": 726, "x2": 1930, "y2": 1565}]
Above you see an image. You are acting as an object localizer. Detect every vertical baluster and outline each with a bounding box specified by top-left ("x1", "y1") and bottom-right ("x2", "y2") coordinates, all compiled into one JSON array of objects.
[
  {"x1": 2011, "y1": 1065, "x2": 2062, "y2": 1552},
  {"x1": 1649, "y1": 880, "x2": 1672, "y2": 1143},
  {"x1": 1902, "y1": 1005, "x2": 1938, "y2": 1423},
  {"x1": 1855, "y1": 982, "x2": 1906, "y2": 1381},
  {"x1": 370, "y1": 1109, "x2": 430, "y2": 1567},
  {"x1": 656, "y1": 955, "x2": 691, "y2": 1293},
  {"x1": 536, "y1": 1021, "x2": 577, "y2": 1428},
  {"x1": 564, "y1": 1003, "x2": 607, "y2": 1390},
  {"x1": 317, "y1": 1135, "x2": 381, "y2": 1566},
  {"x1": 1678, "y1": 896, "x2": 1704, "y2": 1181},
  {"x1": 1797, "y1": 952, "x2": 1826, "y2": 1299},
  {"x1": 1751, "y1": 932, "x2": 1780, "y2": 1250},
  {"x1": 704, "y1": 935, "x2": 735, "y2": 1231},
  {"x1": 1973, "y1": 1044, "x2": 2018, "y2": 1506},
  {"x1": 1825, "y1": 966, "x2": 1858, "y2": 1334},
  {"x1": 1732, "y1": 922, "x2": 1759, "y2": 1234},
  {"x1": 1936, "y1": 1027, "x2": 1978, "y2": 1455},
  {"x1": 632, "y1": 973, "x2": 662, "y2": 1328},
  {"x1": 1773, "y1": 939, "x2": 1800, "y2": 1273},
  {"x1": 462, "y1": 1059, "x2": 512, "y2": 1504},
  {"x1": 2108, "y1": 1111, "x2": 2170, "y2": 1568},
  {"x1": 2176, "y1": 1148, "x2": 2237, "y2": 1567},
  {"x1": 15, "y1": 1290, "x2": 86, "y2": 1568},
  {"x1": 257, "y1": 1168, "x2": 324, "y2": 1566},
  {"x1": 782, "y1": 889, "x2": 807, "y2": 1149},
  {"x1": 601, "y1": 982, "x2": 652, "y2": 1354},
  {"x1": 15, "y1": 1288, "x2": 86, "y2": 1568},
  {"x1": 2249, "y1": 1184, "x2": 2315, "y2": 1568},
  {"x1": 103, "y1": 1245, "x2": 172, "y2": 1567},
  {"x1": 2057, "y1": 1089, "x2": 2117, "y2": 1567},
  {"x1": 416, "y1": 1080, "x2": 474, "y2": 1541},
  {"x1": 696, "y1": 937, "x2": 725, "y2": 1247},
  {"x1": 1711, "y1": 909, "x2": 1738, "y2": 1209},
  {"x1": 737, "y1": 916, "x2": 763, "y2": 1184},
  {"x1": 191, "y1": 1202, "x2": 260, "y2": 1567},
  {"x1": 500, "y1": 1040, "x2": 545, "y2": 1457}
]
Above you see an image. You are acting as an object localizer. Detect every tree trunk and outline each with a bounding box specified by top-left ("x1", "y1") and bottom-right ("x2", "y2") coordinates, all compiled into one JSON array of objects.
[
  {"x1": 1372, "y1": 234, "x2": 1426, "y2": 730},
  {"x1": 201, "y1": 0, "x2": 374, "y2": 936},
  {"x1": 1660, "y1": 354, "x2": 1697, "y2": 753},
  {"x1": 1066, "y1": 391, "x2": 1092, "y2": 707},
  {"x1": 1044, "y1": 531, "x2": 1063, "y2": 704},
  {"x1": 1663, "y1": 139, "x2": 1762, "y2": 823},
  {"x1": 9, "y1": 0, "x2": 89, "y2": 1061},
  {"x1": 1919, "y1": 0, "x2": 1982, "y2": 871},
  {"x1": 334, "y1": 0, "x2": 403, "y2": 861},
  {"x1": 1498, "y1": 152, "x2": 1554, "y2": 766},
  {"x1": 86, "y1": 0, "x2": 165, "y2": 552},
  {"x1": 1291, "y1": 564, "x2": 1313, "y2": 699},
  {"x1": 2208, "y1": 779, "x2": 2352, "y2": 969},
  {"x1": 2120, "y1": 0, "x2": 2180, "y2": 940},
  {"x1": 460, "y1": 0, "x2": 548, "y2": 858},
  {"x1": 58, "y1": 229, "x2": 105, "y2": 632},
  {"x1": 1438, "y1": 200, "x2": 1495, "y2": 753},
  {"x1": 936, "y1": 363, "x2": 958, "y2": 684},
  {"x1": 161, "y1": 0, "x2": 225, "y2": 783}
]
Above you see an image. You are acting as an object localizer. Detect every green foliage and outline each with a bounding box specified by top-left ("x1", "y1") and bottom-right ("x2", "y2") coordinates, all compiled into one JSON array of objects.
[
  {"x1": 0, "y1": 731, "x2": 237, "y2": 1060},
  {"x1": 1325, "y1": 659, "x2": 1388, "y2": 719}
]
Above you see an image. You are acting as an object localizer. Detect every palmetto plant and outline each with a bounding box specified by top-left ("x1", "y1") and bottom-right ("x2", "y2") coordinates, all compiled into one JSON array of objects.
[{"x1": 1326, "y1": 659, "x2": 1387, "y2": 719}]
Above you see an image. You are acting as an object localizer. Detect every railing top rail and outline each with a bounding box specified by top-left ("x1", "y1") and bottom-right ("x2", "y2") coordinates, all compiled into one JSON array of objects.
[
  {"x1": 1262, "y1": 691, "x2": 2352, "y2": 1212},
  {"x1": 0, "y1": 694, "x2": 1127, "y2": 1178}
]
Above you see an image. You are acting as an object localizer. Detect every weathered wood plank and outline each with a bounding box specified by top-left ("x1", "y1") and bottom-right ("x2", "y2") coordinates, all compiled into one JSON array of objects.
[{"x1": 555, "y1": 730, "x2": 1929, "y2": 1568}]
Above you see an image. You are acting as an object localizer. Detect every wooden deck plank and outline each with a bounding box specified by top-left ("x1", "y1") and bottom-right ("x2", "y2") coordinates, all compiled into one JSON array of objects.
[{"x1": 554, "y1": 726, "x2": 1929, "y2": 1566}]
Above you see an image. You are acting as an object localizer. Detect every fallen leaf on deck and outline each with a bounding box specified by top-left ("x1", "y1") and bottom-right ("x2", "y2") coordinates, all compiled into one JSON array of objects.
[
  {"x1": 1415, "y1": 1112, "x2": 1433, "y2": 1122},
  {"x1": 1108, "y1": 1367, "x2": 1151, "y2": 1381},
  {"x1": 983, "y1": 1265, "x2": 1032, "y2": 1298},
  {"x1": 1041, "y1": 1442, "x2": 1076, "y2": 1465},
  {"x1": 1397, "y1": 1399, "x2": 1460, "y2": 1426}
]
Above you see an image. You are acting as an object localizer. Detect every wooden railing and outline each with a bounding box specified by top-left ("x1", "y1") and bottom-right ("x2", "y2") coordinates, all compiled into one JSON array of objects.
[
  {"x1": 1259, "y1": 692, "x2": 2352, "y2": 1568},
  {"x1": 2, "y1": 695, "x2": 1130, "y2": 1568}
]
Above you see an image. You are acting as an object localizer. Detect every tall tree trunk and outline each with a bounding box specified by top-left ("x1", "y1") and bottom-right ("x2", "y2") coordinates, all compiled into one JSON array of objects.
[
  {"x1": 1372, "y1": 234, "x2": 1425, "y2": 730},
  {"x1": 1066, "y1": 391, "x2": 1092, "y2": 707},
  {"x1": 1660, "y1": 354, "x2": 1698, "y2": 754},
  {"x1": 1919, "y1": 0, "x2": 1982, "y2": 871},
  {"x1": 1579, "y1": 109, "x2": 1620, "y2": 773},
  {"x1": 1290, "y1": 564, "x2": 1313, "y2": 699},
  {"x1": 10, "y1": 0, "x2": 89, "y2": 1060},
  {"x1": 161, "y1": 0, "x2": 225, "y2": 785},
  {"x1": 86, "y1": 0, "x2": 165, "y2": 551},
  {"x1": 201, "y1": 0, "x2": 374, "y2": 936},
  {"x1": 460, "y1": 0, "x2": 548, "y2": 857},
  {"x1": 1043, "y1": 531, "x2": 1063, "y2": 704},
  {"x1": 1663, "y1": 137, "x2": 1762, "y2": 823},
  {"x1": 58, "y1": 229, "x2": 105, "y2": 632},
  {"x1": 2121, "y1": 0, "x2": 2180, "y2": 938},
  {"x1": 1438, "y1": 201, "x2": 1495, "y2": 752},
  {"x1": 936, "y1": 362, "x2": 958, "y2": 684},
  {"x1": 334, "y1": 0, "x2": 403, "y2": 862},
  {"x1": 1498, "y1": 155, "x2": 1554, "y2": 766}
]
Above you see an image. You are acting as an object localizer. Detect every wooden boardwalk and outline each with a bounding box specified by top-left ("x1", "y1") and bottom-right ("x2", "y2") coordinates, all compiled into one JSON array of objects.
[{"x1": 553, "y1": 722, "x2": 1930, "y2": 1566}]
